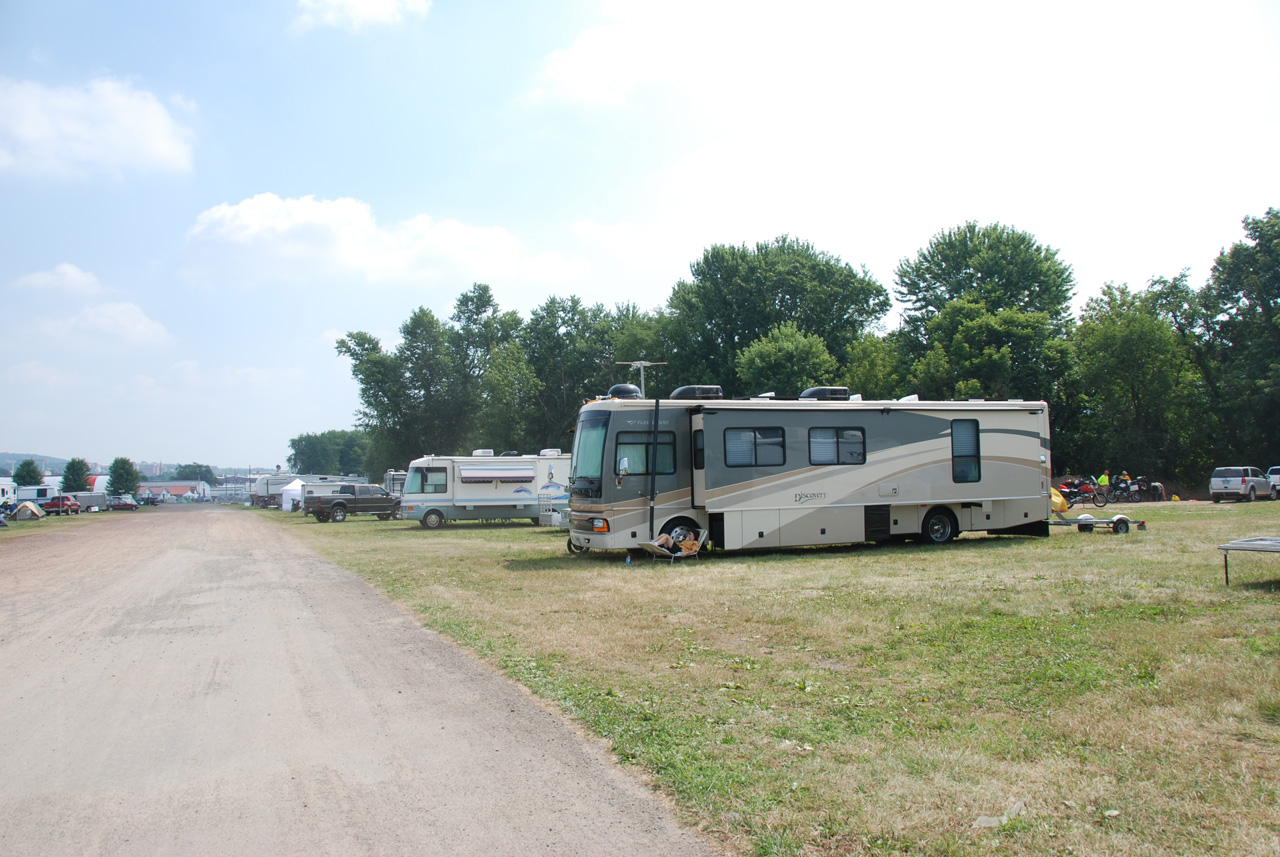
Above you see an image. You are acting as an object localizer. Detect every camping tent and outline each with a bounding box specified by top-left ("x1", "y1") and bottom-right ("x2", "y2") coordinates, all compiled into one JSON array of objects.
[
  {"x1": 279, "y1": 478, "x2": 305, "y2": 512},
  {"x1": 14, "y1": 501, "x2": 46, "y2": 520}
]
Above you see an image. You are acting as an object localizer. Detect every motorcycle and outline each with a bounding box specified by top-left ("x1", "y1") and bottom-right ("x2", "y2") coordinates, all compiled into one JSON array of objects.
[
  {"x1": 1107, "y1": 478, "x2": 1144, "y2": 503},
  {"x1": 1059, "y1": 477, "x2": 1107, "y2": 508}
]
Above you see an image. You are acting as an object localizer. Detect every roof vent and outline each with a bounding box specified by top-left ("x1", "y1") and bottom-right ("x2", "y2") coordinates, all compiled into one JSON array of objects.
[
  {"x1": 472, "y1": 449, "x2": 495, "y2": 456},
  {"x1": 608, "y1": 383, "x2": 643, "y2": 399},
  {"x1": 800, "y1": 386, "x2": 851, "y2": 401},
  {"x1": 669, "y1": 384, "x2": 724, "y2": 400}
]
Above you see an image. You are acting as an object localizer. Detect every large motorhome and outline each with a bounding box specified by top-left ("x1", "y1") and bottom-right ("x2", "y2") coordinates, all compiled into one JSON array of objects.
[
  {"x1": 401, "y1": 450, "x2": 570, "y2": 528},
  {"x1": 566, "y1": 384, "x2": 1052, "y2": 553}
]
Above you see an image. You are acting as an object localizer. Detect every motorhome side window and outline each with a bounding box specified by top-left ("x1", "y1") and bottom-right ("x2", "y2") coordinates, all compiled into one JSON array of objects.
[
  {"x1": 615, "y1": 431, "x2": 675, "y2": 475},
  {"x1": 725, "y1": 427, "x2": 785, "y2": 467},
  {"x1": 809, "y1": 427, "x2": 865, "y2": 465},
  {"x1": 951, "y1": 419, "x2": 981, "y2": 483},
  {"x1": 404, "y1": 467, "x2": 448, "y2": 494}
]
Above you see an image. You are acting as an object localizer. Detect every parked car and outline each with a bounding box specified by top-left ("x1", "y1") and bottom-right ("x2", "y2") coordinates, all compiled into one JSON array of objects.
[
  {"x1": 1267, "y1": 467, "x2": 1280, "y2": 497},
  {"x1": 42, "y1": 495, "x2": 82, "y2": 516},
  {"x1": 108, "y1": 494, "x2": 140, "y2": 511},
  {"x1": 1209, "y1": 466, "x2": 1272, "y2": 503}
]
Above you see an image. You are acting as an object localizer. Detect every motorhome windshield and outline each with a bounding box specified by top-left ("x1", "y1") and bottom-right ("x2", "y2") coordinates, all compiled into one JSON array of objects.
[{"x1": 570, "y1": 412, "x2": 610, "y2": 480}]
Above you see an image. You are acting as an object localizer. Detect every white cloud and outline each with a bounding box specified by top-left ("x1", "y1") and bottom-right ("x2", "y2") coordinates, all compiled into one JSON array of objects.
[
  {"x1": 536, "y1": 0, "x2": 716, "y2": 105},
  {"x1": 186, "y1": 192, "x2": 590, "y2": 289},
  {"x1": 547, "y1": 0, "x2": 1280, "y2": 307},
  {"x1": 62, "y1": 302, "x2": 173, "y2": 346},
  {"x1": 295, "y1": 0, "x2": 430, "y2": 30},
  {"x1": 0, "y1": 77, "x2": 195, "y2": 178},
  {"x1": 7, "y1": 360, "x2": 77, "y2": 388},
  {"x1": 12, "y1": 263, "x2": 103, "y2": 295}
]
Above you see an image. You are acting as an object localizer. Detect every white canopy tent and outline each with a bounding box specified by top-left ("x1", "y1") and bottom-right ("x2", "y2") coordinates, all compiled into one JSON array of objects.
[{"x1": 279, "y1": 478, "x2": 305, "y2": 512}]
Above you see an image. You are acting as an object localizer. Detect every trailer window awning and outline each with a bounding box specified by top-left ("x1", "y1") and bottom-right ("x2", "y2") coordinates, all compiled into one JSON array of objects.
[{"x1": 458, "y1": 465, "x2": 536, "y2": 483}]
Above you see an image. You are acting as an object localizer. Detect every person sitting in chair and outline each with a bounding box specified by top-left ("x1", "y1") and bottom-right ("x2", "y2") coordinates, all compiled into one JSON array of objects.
[{"x1": 651, "y1": 532, "x2": 700, "y2": 555}]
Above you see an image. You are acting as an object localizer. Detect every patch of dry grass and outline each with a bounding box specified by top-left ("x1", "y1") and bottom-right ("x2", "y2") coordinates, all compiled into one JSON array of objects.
[{"x1": 266, "y1": 503, "x2": 1280, "y2": 856}]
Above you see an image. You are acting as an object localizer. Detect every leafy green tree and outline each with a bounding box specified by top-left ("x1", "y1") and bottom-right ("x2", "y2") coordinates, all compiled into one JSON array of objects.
[
  {"x1": 287, "y1": 430, "x2": 369, "y2": 475},
  {"x1": 470, "y1": 341, "x2": 546, "y2": 453},
  {"x1": 665, "y1": 236, "x2": 890, "y2": 392},
  {"x1": 13, "y1": 458, "x2": 44, "y2": 487},
  {"x1": 1189, "y1": 209, "x2": 1280, "y2": 466},
  {"x1": 610, "y1": 303, "x2": 670, "y2": 395},
  {"x1": 895, "y1": 222, "x2": 1075, "y2": 358},
  {"x1": 1073, "y1": 284, "x2": 1210, "y2": 484},
  {"x1": 735, "y1": 323, "x2": 839, "y2": 397},
  {"x1": 175, "y1": 463, "x2": 218, "y2": 485},
  {"x1": 837, "y1": 332, "x2": 913, "y2": 400},
  {"x1": 520, "y1": 296, "x2": 619, "y2": 448},
  {"x1": 335, "y1": 431, "x2": 368, "y2": 474},
  {"x1": 106, "y1": 457, "x2": 142, "y2": 497},
  {"x1": 338, "y1": 306, "x2": 470, "y2": 475},
  {"x1": 445, "y1": 284, "x2": 525, "y2": 436},
  {"x1": 60, "y1": 458, "x2": 92, "y2": 493},
  {"x1": 908, "y1": 296, "x2": 1071, "y2": 401}
]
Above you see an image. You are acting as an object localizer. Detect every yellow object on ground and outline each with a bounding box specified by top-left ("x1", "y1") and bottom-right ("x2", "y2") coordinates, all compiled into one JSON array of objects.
[{"x1": 1051, "y1": 487, "x2": 1068, "y2": 513}]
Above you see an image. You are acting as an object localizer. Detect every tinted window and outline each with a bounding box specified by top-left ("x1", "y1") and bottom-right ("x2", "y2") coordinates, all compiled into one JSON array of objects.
[
  {"x1": 615, "y1": 431, "x2": 675, "y2": 475},
  {"x1": 952, "y1": 420, "x2": 981, "y2": 483},
  {"x1": 725, "y1": 427, "x2": 785, "y2": 467},
  {"x1": 405, "y1": 467, "x2": 448, "y2": 494},
  {"x1": 809, "y1": 427, "x2": 865, "y2": 465},
  {"x1": 1212, "y1": 468, "x2": 1242, "y2": 479}
]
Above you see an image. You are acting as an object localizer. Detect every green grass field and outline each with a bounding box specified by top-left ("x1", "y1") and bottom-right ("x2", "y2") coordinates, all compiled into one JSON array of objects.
[{"x1": 269, "y1": 503, "x2": 1276, "y2": 854}]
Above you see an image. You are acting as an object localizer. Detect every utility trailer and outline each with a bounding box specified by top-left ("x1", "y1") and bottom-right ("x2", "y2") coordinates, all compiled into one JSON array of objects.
[
  {"x1": 401, "y1": 449, "x2": 569, "y2": 529},
  {"x1": 1048, "y1": 513, "x2": 1145, "y2": 534},
  {"x1": 567, "y1": 383, "x2": 1052, "y2": 554},
  {"x1": 69, "y1": 491, "x2": 109, "y2": 512}
]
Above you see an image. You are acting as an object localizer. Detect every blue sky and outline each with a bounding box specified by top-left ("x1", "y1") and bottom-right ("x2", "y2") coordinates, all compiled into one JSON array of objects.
[{"x1": 3, "y1": 0, "x2": 1279, "y2": 470}]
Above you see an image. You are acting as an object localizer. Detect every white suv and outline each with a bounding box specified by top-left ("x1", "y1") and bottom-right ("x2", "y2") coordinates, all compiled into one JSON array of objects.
[{"x1": 1209, "y1": 466, "x2": 1273, "y2": 503}]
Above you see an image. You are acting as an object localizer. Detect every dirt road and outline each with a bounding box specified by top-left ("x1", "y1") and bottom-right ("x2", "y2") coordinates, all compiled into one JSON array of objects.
[{"x1": 0, "y1": 506, "x2": 718, "y2": 856}]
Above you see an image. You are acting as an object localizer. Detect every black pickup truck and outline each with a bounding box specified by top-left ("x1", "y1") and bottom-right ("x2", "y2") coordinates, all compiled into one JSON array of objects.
[{"x1": 308, "y1": 484, "x2": 400, "y2": 523}]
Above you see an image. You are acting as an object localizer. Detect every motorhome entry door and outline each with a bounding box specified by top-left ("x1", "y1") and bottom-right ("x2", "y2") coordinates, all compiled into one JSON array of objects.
[{"x1": 690, "y1": 413, "x2": 705, "y2": 509}]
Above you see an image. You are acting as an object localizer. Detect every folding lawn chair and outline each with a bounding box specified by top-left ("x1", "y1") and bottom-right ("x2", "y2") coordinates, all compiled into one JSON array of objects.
[{"x1": 638, "y1": 529, "x2": 709, "y2": 562}]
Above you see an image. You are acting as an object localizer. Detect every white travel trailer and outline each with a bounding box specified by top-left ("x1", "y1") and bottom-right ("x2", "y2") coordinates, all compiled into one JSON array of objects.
[
  {"x1": 383, "y1": 469, "x2": 407, "y2": 496},
  {"x1": 401, "y1": 449, "x2": 570, "y2": 529},
  {"x1": 17, "y1": 484, "x2": 58, "y2": 504},
  {"x1": 566, "y1": 384, "x2": 1052, "y2": 554},
  {"x1": 250, "y1": 472, "x2": 364, "y2": 508}
]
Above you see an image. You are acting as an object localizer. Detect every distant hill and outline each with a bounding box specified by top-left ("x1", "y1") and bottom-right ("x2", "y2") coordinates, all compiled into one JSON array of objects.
[{"x1": 0, "y1": 453, "x2": 69, "y2": 474}]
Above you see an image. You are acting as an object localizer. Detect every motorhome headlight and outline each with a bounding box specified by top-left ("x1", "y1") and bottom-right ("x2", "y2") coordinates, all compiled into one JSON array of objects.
[{"x1": 590, "y1": 517, "x2": 609, "y2": 533}]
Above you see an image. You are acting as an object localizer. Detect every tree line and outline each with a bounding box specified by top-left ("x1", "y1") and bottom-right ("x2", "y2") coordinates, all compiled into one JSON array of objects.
[
  {"x1": 10, "y1": 457, "x2": 217, "y2": 497},
  {"x1": 304, "y1": 209, "x2": 1279, "y2": 489}
]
